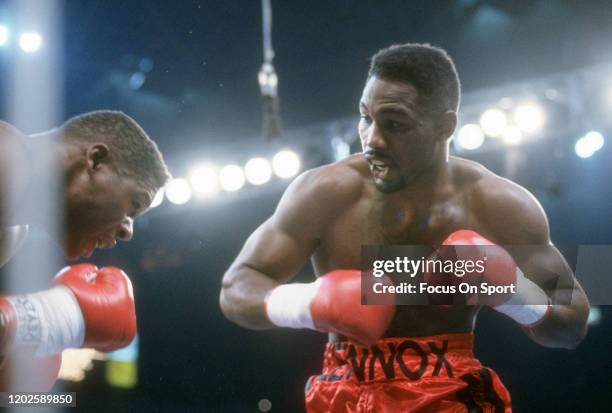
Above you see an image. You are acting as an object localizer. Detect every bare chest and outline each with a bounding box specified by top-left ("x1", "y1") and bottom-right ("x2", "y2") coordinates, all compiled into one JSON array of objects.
[{"x1": 312, "y1": 193, "x2": 475, "y2": 275}]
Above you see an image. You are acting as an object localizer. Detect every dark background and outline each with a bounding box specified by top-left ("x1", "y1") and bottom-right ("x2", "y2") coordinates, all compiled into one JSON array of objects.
[{"x1": 1, "y1": 1, "x2": 611, "y2": 412}]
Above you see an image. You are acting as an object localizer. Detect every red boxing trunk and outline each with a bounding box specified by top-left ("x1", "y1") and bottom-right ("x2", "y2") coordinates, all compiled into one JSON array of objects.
[{"x1": 305, "y1": 334, "x2": 511, "y2": 413}]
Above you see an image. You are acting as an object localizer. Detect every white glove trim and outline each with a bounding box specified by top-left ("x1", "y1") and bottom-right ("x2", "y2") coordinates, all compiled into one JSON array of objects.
[{"x1": 265, "y1": 280, "x2": 321, "y2": 330}]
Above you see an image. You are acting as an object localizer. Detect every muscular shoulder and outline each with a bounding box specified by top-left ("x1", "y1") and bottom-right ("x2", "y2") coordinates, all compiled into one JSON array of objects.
[
  {"x1": 284, "y1": 155, "x2": 364, "y2": 205},
  {"x1": 465, "y1": 161, "x2": 549, "y2": 245},
  {"x1": 273, "y1": 155, "x2": 365, "y2": 235}
]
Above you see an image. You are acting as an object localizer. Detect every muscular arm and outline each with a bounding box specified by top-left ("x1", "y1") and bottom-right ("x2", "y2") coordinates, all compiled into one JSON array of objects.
[
  {"x1": 477, "y1": 177, "x2": 589, "y2": 349},
  {"x1": 220, "y1": 167, "x2": 342, "y2": 330}
]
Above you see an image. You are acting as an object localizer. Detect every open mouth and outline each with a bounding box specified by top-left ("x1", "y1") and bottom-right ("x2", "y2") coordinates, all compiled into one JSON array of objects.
[
  {"x1": 82, "y1": 240, "x2": 99, "y2": 258},
  {"x1": 369, "y1": 159, "x2": 391, "y2": 179}
]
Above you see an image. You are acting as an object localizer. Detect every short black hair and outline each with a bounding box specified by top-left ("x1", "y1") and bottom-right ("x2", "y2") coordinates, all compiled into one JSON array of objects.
[
  {"x1": 369, "y1": 43, "x2": 461, "y2": 114},
  {"x1": 61, "y1": 110, "x2": 171, "y2": 192}
]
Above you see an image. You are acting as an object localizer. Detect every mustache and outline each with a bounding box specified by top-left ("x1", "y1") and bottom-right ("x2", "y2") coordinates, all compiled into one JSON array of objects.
[{"x1": 363, "y1": 149, "x2": 393, "y2": 160}]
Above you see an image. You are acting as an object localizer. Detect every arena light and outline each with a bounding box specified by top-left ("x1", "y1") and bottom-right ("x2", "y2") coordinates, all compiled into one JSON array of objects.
[
  {"x1": 514, "y1": 102, "x2": 545, "y2": 134},
  {"x1": 575, "y1": 131, "x2": 605, "y2": 159},
  {"x1": 272, "y1": 149, "x2": 301, "y2": 178},
  {"x1": 18, "y1": 32, "x2": 43, "y2": 53},
  {"x1": 583, "y1": 131, "x2": 604, "y2": 152},
  {"x1": 245, "y1": 157, "x2": 272, "y2": 186},
  {"x1": 219, "y1": 164, "x2": 246, "y2": 192},
  {"x1": 165, "y1": 178, "x2": 192, "y2": 205},
  {"x1": 149, "y1": 188, "x2": 164, "y2": 209},
  {"x1": 189, "y1": 164, "x2": 219, "y2": 197},
  {"x1": 501, "y1": 125, "x2": 523, "y2": 146},
  {"x1": 0, "y1": 25, "x2": 8, "y2": 46},
  {"x1": 456, "y1": 124, "x2": 485, "y2": 150},
  {"x1": 587, "y1": 306, "x2": 602, "y2": 327},
  {"x1": 479, "y1": 108, "x2": 507, "y2": 137}
]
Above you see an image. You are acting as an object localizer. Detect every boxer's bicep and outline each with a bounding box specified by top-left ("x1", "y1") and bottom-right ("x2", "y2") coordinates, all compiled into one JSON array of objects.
[
  {"x1": 227, "y1": 168, "x2": 325, "y2": 283},
  {"x1": 479, "y1": 180, "x2": 589, "y2": 346},
  {"x1": 231, "y1": 217, "x2": 317, "y2": 285},
  {"x1": 482, "y1": 182, "x2": 582, "y2": 296},
  {"x1": 221, "y1": 169, "x2": 330, "y2": 328}
]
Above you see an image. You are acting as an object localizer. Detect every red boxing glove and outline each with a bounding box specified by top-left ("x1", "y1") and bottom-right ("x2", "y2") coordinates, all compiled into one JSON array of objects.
[
  {"x1": 0, "y1": 352, "x2": 61, "y2": 392},
  {"x1": 265, "y1": 270, "x2": 395, "y2": 346},
  {"x1": 54, "y1": 264, "x2": 137, "y2": 352},
  {"x1": 0, "y1": 264, "x2": 137, "y2": 357},
  {"x1": 424, "y1": 230, "x2": 517, "y2": 305}
]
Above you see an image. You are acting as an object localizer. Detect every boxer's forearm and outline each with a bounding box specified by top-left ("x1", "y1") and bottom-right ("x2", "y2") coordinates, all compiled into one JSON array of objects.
[
  {"x1": 512, "y1": 244, "x2": 590, "y2": 349},
  {"x1": 220, "y1": 264, "x2": 279, "y2": 330},
  {"x1": 523, "y1": 294, "x2": 589, "y2": 349}
]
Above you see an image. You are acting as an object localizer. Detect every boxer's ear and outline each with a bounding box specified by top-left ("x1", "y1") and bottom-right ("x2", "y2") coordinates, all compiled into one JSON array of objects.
[
  {"x1": 86, "y1": 143, "x2": 111, "y2": 171},
  {"x1": 437, "y1": 111, "x2": 457, "y2": 141}
]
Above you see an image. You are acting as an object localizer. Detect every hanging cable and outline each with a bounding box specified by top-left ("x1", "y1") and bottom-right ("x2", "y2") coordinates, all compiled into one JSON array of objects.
[{"x1": 258, "y1": 0, "x2": 283, "y2": 140}]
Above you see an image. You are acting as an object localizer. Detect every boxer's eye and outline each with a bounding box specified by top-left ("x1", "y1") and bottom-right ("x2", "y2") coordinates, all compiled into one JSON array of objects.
[
  {"x1": 382, "y1": 119, "x2": 410, "y2": 131},
  {"x1": 360, "y1": 114, "x2": 372, "y2": 124}
]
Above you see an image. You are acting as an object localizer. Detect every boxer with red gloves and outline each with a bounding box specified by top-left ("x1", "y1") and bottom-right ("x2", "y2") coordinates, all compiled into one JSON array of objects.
[
  {"x1": 426, "y1": 230, "x2": 551, "y2": 326},
  {"x1": 0, "y1": 264, "x2": 136, "y2": 391},
  {"x1": 265, "y1": 270, "x2": 395, "y2": 346},
  {"x1": 0, "y1": 112, "x2": 170, "y2": 391},
  {"x1": 221, "y1": 44, "x2": 589, "y2": 413}
]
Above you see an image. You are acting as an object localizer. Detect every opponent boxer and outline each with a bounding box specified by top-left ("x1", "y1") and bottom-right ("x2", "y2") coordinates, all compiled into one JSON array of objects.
[
  {"x1": 0, "y1": 110, "x2": 170, "y2": 390},
  {"x1": 220, "y1": 44, "x2": 589, "y2": 412}
]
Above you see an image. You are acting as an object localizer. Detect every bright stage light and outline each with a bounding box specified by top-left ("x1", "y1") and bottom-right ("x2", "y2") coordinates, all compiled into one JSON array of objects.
[
  {"x1": 575, "y1": 131, "x2": 605, "y2": 159},
  {"x1": 514, "y1": 102, "x2": 545, "y2": 134},
  {"x1": 583, "y1": 131, "x2": 604, "y2": 152},
  {"x1": 19, "y1": 32, "x2": 42, "y2": 53},
  {"x1": 0, "y1": 25, "x2": 8, "y2": 46},
  {"x1": 501, "y1": 125, "x2": 523, "y2": 146},
  {"x1": 587, "y1": 306, "x2": 601, "y2": 327},
  {"x1": 245, "y1": 157, "x2": 272, "y2": 186},
  {"x1": 272, "y1": 150, "x2": 301, "y2": 178},
  {"x1": 149, "y1": 188, "x2": 165, "y2": 208},
  {"x1": 165, "y1": 178, "x2": 192, "y2": 205},
  {"x1": 456, "y1": 124, "x2": 485, "y2": 150},
  {"x1": 479, "y1": 108, "x2": 507, "y2": 137},
  {"x1": 189, "y1": 164, "x2": 219, "y2": 197},
  {"x1": 219, "y1": 164, "x2": 246, "y2": 192}
]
